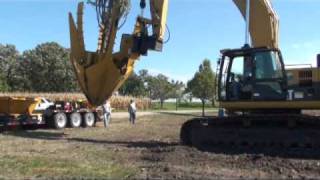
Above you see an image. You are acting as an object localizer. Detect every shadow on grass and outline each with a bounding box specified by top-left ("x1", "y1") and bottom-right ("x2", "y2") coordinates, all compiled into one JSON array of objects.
[
  {"x1": 68, "y1": 137, "x2": 179, "y2": 149},
  {"x1": 4, "y1": 129, "x2": 177, "y2": 150},
  {"x1": 158, "y1": 111, "x2": 205, "y2": 117},
  {"x1": 69, "y1": 137, "x2": 320, "y2": 160},
  {"x1": 4, "y1": 130, "x2": 67, "y2": 140},
  {"x1": 195, "y1": 145, "x2": 320, "y2": 160}
]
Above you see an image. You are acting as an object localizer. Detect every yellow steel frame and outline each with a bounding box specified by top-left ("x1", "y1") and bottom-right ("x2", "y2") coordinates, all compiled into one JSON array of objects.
[
  {"x1": 219, "y1": 100, "x2": 320, "y2": 110},
  {"x1": 69, "y1": 0, "x2": 168, "y2": 106}
]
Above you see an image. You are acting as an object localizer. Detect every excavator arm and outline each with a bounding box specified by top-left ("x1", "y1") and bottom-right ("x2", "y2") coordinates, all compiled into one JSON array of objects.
[
  {"x1": 69, "y1": 0, "x2": 168, "y2": 106},
  {"x1": 233, "y1": 0, "x2": 279, "y2": 48}
]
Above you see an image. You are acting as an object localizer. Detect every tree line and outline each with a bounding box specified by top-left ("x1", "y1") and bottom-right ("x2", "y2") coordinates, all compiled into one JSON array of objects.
[
  {"x1": 119, "y1": 69, "x2": 185, "y2": 109},
  {"x1": 0, "y1": 42, "x2": 78, "y2": 92},
  {"x1": 0, "y1": 42, "x2": 216, "y2": 114},
  {"x1": 119, "y1": 59, "x2": 216, "y2": 114}
]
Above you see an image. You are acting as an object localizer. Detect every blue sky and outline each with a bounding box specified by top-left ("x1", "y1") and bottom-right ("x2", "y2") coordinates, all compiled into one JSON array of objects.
[{"x1": 0, "y1": 0, "x2": 319, "y2": 82}]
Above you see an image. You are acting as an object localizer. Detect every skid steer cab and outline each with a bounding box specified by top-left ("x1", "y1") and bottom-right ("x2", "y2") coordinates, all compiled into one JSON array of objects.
[{"x1": 216, "y1": 47, "x2": 288, "y2": 104}]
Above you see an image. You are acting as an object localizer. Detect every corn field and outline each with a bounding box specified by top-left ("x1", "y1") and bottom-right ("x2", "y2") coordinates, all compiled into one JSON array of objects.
[{"x1": 0, "y1": 92, "x2": 151, "y2": 110}]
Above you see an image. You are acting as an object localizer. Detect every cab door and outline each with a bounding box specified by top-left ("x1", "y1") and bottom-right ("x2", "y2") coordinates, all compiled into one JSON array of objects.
[{"x1": 251, "y1": 51, "x2": 287, "y2": 101}]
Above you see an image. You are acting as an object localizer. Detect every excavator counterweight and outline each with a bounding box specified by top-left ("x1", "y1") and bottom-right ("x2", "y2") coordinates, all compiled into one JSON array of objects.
[{"x1": 69, "y1": 0, "x2": 168, "y2": 106}]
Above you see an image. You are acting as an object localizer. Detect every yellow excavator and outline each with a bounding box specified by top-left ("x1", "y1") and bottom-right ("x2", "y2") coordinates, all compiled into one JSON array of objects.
[
  {"x1": 69, "y1": 0, "x2": 320, "y2": 148},
  {"x1": 180, "y1": 0, "x2": 320, "y2": 147}
]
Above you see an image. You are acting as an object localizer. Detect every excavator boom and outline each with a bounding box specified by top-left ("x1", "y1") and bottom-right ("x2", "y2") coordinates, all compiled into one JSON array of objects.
[
  {"x1": 233, "y1": 0, "x2": 279, "y2": 48},
  {"x1": 69, "y1": 0, "x2": 168, "y2": 106}
]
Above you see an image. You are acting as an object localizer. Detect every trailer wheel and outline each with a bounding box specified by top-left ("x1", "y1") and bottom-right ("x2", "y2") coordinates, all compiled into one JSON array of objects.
[
  {"x1": 83, "y1": 112, "x2": 95, "y2": 127},
  {"x1": 53, "y1": 113, "x2": 67, "y2": 129},
  {"x1": 70, "y1": 112, "x2": 82, "y2": 128}
]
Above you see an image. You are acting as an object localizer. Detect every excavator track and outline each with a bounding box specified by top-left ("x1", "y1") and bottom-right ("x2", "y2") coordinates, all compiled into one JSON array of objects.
[{"x1": 180, "y1": 114, "x2": 320, "y2": 149}]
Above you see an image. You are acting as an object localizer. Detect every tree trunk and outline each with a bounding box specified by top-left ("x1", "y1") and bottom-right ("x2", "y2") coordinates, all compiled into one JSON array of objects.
[
  {"x1": 160, "y1": 100, "x2": 164, "y2": 109},
  {"x1": 176, "y1": 98, "x2": 178, "y2": 111},
  {"x1": 202, "y1": 99, "x2": 205, "y2": 117}
]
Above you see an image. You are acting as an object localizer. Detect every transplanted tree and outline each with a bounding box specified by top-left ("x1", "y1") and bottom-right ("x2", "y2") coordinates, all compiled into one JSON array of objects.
[{"x1": 186, "y1": 59, "x2": 215, "y2": 116}]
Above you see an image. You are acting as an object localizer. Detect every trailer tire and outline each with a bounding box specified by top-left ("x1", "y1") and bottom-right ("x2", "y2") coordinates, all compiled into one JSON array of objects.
[
  {"x1": 70, "y1": 112, "x2": 82, "y2": 128},
  {"x1": 53, "y1": 113, "x2": 67, "y2": 129},
  {"x1": 83, "y1": 112, "x2": 95, "y2": 127}
]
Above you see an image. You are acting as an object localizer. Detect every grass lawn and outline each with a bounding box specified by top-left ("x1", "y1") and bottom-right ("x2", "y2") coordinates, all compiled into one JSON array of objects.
[
  {"x1": 2, "y1": 112, "x2": 320, "y2": 179},
  {"x1": 0, "y1": 130, "x2": 137, "y2": 179},
  {"x1": 112, "y1": 102, "x2": 216, "y2": 112},
  {"x1": 151, "y1": 102, "x2": 216, "y2": 111},
  {"x1": 0, "y1": 113, "x2": 201, "y2": 179}
]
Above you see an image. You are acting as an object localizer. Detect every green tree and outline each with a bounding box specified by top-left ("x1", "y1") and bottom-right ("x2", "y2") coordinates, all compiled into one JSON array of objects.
[
  {"x1": 22, "y1": 42, "x2": 78, "y2": 92},
  {"x1": 186, "y1": 59, "x2": 215, "y2": 116},
  {"x1": 119, "y1": 72, "x2": 146, "y2": 96},
  {"x1": 148, "y1": 74, "x2": 175, "y2": 109},
  {"x1": 138, "y1": 69, "x2": 150, "y2": 82},
  {"x1": 0, "y1": 74, "x2": 9, "y2": 91},
  {"x1": 171, "y1": 80, "x2": 185, "y2": 110},
  {"x1": 0, "y1": 44, "x2": 24, "y2": 91}
]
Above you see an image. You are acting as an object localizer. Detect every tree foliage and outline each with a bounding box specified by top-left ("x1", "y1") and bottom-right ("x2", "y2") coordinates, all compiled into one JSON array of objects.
[
  {"x1": 148, "y1": 74, "x2": 174, "y2": 108},
  {"x1": 0, "y1": 74, "x2": 9, "y2": 91},
  {"x1": 119, "y1": 69, "x2": 185, "y2": 109},
  {"x1": 0, "y1": 42, "x2": 78, "y2": 92},
  {"x1": 23, "y1": 42, "x2": 77, "y2": 92},
  {"x1": 0, "y1": 41, "x2": 192, "y2": 107},
  {"x1": 0, "y1": 44, "x2": 22, "y2": 91},
  {"x1": 118, "y1": 72, "x2": 146, "y2": 97},
  {"x1": 186, "y1": 59, "x2": 215, "y2": 116}
]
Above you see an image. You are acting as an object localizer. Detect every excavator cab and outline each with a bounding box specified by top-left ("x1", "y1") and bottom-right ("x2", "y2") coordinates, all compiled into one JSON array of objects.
[{"x1": 217, "y1": 47, "x2": 288, "y2": 102}]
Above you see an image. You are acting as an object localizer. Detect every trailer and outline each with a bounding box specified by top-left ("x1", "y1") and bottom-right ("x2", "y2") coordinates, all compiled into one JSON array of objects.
[
  {"x1": 0, "y1": 97, "x2": 42, "y2": 129},
  {"x1": 0, "y1": 96, "x2": 99, "y2": 131}
]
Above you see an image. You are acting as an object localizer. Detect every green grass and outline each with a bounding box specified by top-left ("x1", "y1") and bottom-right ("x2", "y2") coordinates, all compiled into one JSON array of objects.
[
  {"x1": 112, "y1": 102, "x2": 217, "y2": 112},
  {"x1": 151, "y1": 102, "x2": 215, "y2": 111},
  {"x1": 0, "y1": 154, "x2": 136, "y2": 179},
  {"x1": 0, "y1": 113, "x2": 218, "y2": 179}
]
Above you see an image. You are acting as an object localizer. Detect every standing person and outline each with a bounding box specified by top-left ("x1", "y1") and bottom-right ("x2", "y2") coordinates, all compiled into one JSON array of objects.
[
  {"x1": 103, "y1": 100, "x2": 112, "y2": 128},
  {"x1": 128, "y1": 99, "x2": 137, "y2": 124}
]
